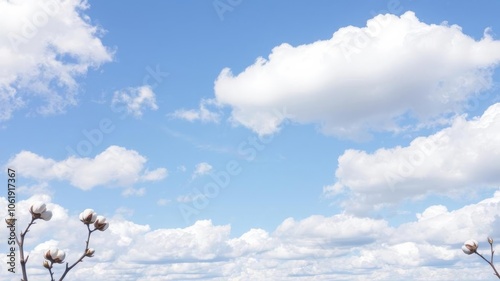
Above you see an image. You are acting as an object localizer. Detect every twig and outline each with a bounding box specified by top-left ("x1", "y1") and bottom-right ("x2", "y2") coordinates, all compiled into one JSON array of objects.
[
  {"x1": 18, "y1": 218, "x2": 36, "y2": 281},
  {"x1": 58, "y1": 224, "x2": 96, "y2": 281},
  {"x1": 46, "y1": 261, "x2": 55, "y2": 281},
  {"x1": 475, "y1": 251, "x2": 500, "y2": 279}
]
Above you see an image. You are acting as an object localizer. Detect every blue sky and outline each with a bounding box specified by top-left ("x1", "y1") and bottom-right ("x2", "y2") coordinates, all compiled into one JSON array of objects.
[{"x1": 2, "y1": 0, "x2": 500, "y2": 280}]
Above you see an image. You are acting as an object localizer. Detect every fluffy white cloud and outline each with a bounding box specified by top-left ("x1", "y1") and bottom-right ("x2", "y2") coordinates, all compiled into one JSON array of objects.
[
  {"x1": 112, "y1": 85, "x2": 159, "y2": 118},
  {"x1": 6, "y1": 145, "x2": 167, "y2": 190},
  {"x1": 170, "y1": 99, "x2": 221, "y2": 123},
  {"x1": 214, "y1": 11, "x2": 500, "y2": 139},
  {"x1": 328, "y1": 103, "x2": 500, "y2": 214},
  {"x1": 227, "y1": 228, "x2": 274, "y2": 257},
  {"x1": 126, "y1": 220, "x2": 232, "y2": 262},
  {"x1": 395, "y1": 193, "x2": 500, "y2": 246},
  {"x1": 0, "y1": 0, "x2": 112, "y2": 120},
  {"x1": 2, "y1": 192, "x2": 500, "y2": 280},
  {"x1": 274, "y1": 214, "x2": 390, "y2": 247}
]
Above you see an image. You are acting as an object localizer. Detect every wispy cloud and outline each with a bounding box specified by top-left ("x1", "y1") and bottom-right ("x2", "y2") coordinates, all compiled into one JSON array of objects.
[
  {"x1": 176, "y1": 193, "x2": 206, "y2": 203},
  {"x1": 191, "y1": 162, "x2": 213, "y2": 179},
  {"x1": 157, "y1": 198, "x2": 171, "y2": 206},
  {"x1": 122, "y1": 187, "x2": 146, "y2": 197},
  {"x1": 162, "y1": 127, "x2": 235, "y2": 155},
  {"x1": 112, "y1": 85, "x2": 159, "y2": 118},
  {"x1": 170, "y1": 99, "x2": 221, "y2": 123},
  {"x1": 142, "y1": 168, "x2": 168, "y2": 181}
]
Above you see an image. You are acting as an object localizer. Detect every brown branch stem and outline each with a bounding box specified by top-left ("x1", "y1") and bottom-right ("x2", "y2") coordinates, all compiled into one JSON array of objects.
[
  {"x1": 57, "y1": 224, "x2": 96, "y2": 281},
  {"x1": 18, "y1": 217, "x2": 36, "y2": 281},
  {"x1": 46, "y1": 262, "x2": 55, "y2": 281},
  {"x1": 475, "y1": 251, "x2": 500, "y2": 279}
]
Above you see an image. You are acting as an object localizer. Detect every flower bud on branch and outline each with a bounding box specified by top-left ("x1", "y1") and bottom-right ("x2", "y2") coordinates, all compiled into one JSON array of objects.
[
  {"x1": 44, "y1": 248, "x2": 66, "y2": 264},
  {"x1": 5, "y1": 217, "x2": 16, "y2": 226},
  {"x1": 30, "y1": 202, "x2": 52, "y2": 221},
  {"x1": 94, "y1": 216, "x2": 109, "y2": 231},
  {"x1": 85, "y1": 248, "x2": 95, "y2": 257},
  {"x1": 462, "y1": 239, "x2": 478, "y2": 255},
  {"x1": 40, "y1": 210, "x2": 52, "y2": 221},
  {"x1": 79, "y1": 209, "x2": 97, "y2": 224},
  {"x1": 462, "y1": 237, "x2": 500, "y2": 279}
]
